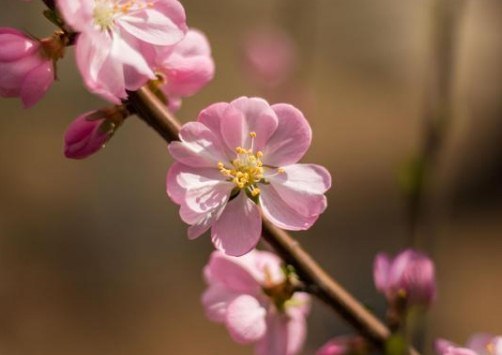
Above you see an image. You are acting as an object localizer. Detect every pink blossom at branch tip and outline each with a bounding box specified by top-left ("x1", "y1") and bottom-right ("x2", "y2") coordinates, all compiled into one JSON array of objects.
[
  {"x1": 0, "y1": 28, "x2": 54, "y2": 108},
  {"x1": 64, "y1": 110, "x2": 113, "y2": 159},
  {"x1": 373, "y1": 248, "x2": 436, "y2": 308},
  {"x1": 435, "y1": 334, "x2": 502, "y2": 355},
  {"x1": 154, "y1": 28, "x2": 215, "y2": 112},
  {"x1": 242, "y1": 27, "x2": 297, "y2": 88},
  {"x1": 166, "y1": 97, "x2": 331, "y2": 256},
  {"x1": 202, "y1": 250, "x2": 311, "y2": 355},
  {"x1": 56, "y1": 0, "x2": 187, "y2": 103}
]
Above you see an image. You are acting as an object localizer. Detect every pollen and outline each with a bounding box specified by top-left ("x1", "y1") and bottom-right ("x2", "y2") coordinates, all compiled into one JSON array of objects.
[{"x1": 218, "y1": 133, "x2": 266, "y2": 195}]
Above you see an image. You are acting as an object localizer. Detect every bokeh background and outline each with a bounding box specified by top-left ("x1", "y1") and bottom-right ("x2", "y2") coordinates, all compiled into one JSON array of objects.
[{"x1": 1, "y1": 0, "x2": 501, "y2": 354}]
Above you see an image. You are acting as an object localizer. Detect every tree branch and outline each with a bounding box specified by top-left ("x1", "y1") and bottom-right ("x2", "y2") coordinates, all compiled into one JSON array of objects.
[{"x1": 128, "y1": 87, "x2": 418, "y2": 354}]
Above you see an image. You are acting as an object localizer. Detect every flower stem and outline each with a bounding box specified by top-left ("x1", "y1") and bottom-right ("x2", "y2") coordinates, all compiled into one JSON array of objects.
[{"x1": 128, "y1": 86, "x2": 419, "y2": 354}]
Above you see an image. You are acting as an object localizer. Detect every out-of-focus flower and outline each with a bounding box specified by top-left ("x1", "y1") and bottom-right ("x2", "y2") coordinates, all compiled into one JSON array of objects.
[
  {"x1": 316, "y1": 336, "x2": 367, "y2": 355},
  {"x1": 166, "y1": 96, "x2": 331, "y2": 256},
  {"x1": 64, "y1": 106, "x2": 127, "y2": 159},
  {"x1": 242, "y1": 27, "x2": 297, "y2": 88},
  {"x1": 0, "y1": 28, "x2": 57, "y2": 108},
  {"x1": 373, "y1": 249, "x2": 436, "y2": 308},
  {"x1": 435, "y1": 334, "x2": 502, "y2": 355},
  {"x1": 153, "y1": 28, "x2": 214, "y2": 112},
  {"x1": 202, "y1": 250, "x2": 310, "y2": 355},
  {"x1": 57, "y1": 0, "x2": 187, "y2": 103}
]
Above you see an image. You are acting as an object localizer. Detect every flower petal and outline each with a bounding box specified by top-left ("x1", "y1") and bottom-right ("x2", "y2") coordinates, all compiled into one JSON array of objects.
[
  {"x1": 373, "y1": 253, "x2": 391, "y2": 294},
  {"x1": 221, "y1": 97, "x2": 278, "y2": 152},
  {"x1": 201, "y1": 283, "x2": 239, "y2": 323},
  {"x1": 211, "y1": 192, "x2": 262, "y2": 256},
  {"x1": 119, "y1": 7, "x2": 184, "y2": 46},
  {"x1": 267, "y1": 164, "x2": 330, "y2": 218},
  {"x1": 205, "y1": 251, "x2": 261, "y2": 294},
  {"x1": 259, "y1": 184, "x2": 319, "y2": 231},
  {"x1": 168, "y1": 122, "x2": 227, "y2": 168},
  {"x1": 225, "y1": 295, "x2": 267, "y2": 344},
  {"x1": 263, "y1": 103, "x2": 312, "y2": 166},
  {"x1": 20, "y1": 60, "x2": 54, "y2": 108}
]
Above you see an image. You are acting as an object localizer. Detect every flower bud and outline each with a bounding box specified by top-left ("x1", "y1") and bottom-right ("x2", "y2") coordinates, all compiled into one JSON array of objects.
[
  {"x1": 317, "y1": 336, "x2": 367, "y2": 355},
  {"x1": 374, "y1": 249, "x2": 436, "y2": 308},
  {"x1": 64, "y1": 107, "x2": 126, "y2": 159},
  {"x1": 0, "y1": 28, "x2": 55, "y2": 108}
]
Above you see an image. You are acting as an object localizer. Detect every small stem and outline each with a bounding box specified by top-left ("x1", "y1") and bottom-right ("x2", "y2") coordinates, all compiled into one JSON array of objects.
[{"x1": 127, "y1": 86, "x2": 419, "y2": 354}]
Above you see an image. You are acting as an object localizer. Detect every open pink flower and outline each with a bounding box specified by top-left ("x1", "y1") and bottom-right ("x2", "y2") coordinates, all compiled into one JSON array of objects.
[
  {"x1": 154, "y1": 28, "x2": 215, "y2": 112},
  {"x1": 202, "y1": 250, "x2": 311, "y2": 355},
  {"x1": 0, "y1": 28, "x2": 55, "y2": 108},
  {"x1": 435, "y1": 334, "x2": 502, "y2": 355},
  {"x1": 166, "y1": 97, "x2": 331, "y2": 256},
  {"x1": 57, "y1": 0, "x2": 187, "y2": 103},
  {"x1": 374, "y1": 249, "x2": 436, "y2": 308}
]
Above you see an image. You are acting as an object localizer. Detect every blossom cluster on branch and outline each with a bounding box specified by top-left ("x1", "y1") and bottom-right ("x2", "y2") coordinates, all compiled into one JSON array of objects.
[{"x1": 0, "y1": 1, "x2": 500, "y2": 354}]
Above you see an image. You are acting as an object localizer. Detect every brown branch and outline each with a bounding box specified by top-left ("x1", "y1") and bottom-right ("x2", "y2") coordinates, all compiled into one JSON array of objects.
[{"x1": 128, "y1": 87, "x2": 419, "y2": 354}]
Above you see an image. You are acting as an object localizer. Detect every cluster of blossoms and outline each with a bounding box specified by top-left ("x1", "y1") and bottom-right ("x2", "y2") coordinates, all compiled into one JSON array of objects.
[{"x1": 1, "y1": 2, "x2": 498, "y2": 355}]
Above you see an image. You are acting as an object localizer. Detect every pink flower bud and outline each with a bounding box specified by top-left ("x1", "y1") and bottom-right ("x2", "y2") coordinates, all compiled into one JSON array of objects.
[
  {"x1": 0, "y1": 28, "x2": 55, "y2": 108},
  {"x1": 317, "y1": 336, "x2": 366, "y2": 355},
  {"x1": 64, "y1": 110, "x2": 117, "y2": 159},
  {"x1": 373, "y1": 249, "x2": 436, "y2": 308}
]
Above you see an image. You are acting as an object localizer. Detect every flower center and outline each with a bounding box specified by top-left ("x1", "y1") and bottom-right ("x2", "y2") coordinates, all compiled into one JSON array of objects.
[
  {"x1": 93, "y1": 1, "x2": 115, "y2": 30},
  {"x1": 93, "y1": 0, "x2": 154, "y2": 30},
  {"x1": 218, "y1": 132, "x2": 264, "y2": 197}
]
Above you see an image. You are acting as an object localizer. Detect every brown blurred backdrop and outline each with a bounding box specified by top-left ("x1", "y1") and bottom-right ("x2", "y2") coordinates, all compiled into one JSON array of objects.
[{"x1": 0, "y1": 0, "x2": 501, "y2": 354}]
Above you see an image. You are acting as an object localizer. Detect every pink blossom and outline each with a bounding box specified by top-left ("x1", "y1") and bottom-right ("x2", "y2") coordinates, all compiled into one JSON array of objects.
[
  {"x1": 435, "y1": 335, "x2": 502, "y2": 355},
  {"x1": 242, "y1": 27, "x2": 297, "y2": 88},
  {"x1": 202, "y1": 250, "x2": 311, "y2": 355},
  {"x1": 0, "y1": 28, "x2": 55, "y2": 108},
  {"x1": 57, "y1": 0, "x2": 187, "y2": 103},
  {"x1": 373, "y1": 249, "x2": 436, "y2": 307},
  {"x1": 166, "y1": 97, "x2": 331, "y2": 256},
  {"x1": 64, "y1": 108, "x2": 123, "y2": 159},
  {"x1": 154, "y1": 28, "x2": 215, "y2": 112}
]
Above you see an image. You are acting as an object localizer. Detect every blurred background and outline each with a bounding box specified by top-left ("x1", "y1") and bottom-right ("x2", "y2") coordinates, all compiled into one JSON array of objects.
[{"x1": 0, "y1": 0, "x2": 501, "y2": 354}]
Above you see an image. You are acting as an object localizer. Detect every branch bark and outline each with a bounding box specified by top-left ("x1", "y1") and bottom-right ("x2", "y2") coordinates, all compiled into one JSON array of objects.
[{"x1": 128, "y1": 87, "x2": 418, "y2": 354}]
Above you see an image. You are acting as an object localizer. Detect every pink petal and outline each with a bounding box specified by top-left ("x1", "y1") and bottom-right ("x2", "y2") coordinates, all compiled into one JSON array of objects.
[
  {"x1": 197, "y1": 102, "x2": 235, "y2": 158},
  {"x1": 251, "y1": 251, "x2": 286, "y2": 286},
  {"x1": 201, "y1": 283, "x2": 239, "y2": 323},
  {"x1": 119, "y1": 7, "x2": 184, "y2": 46},
  {"x1": 259, "y1": 184, "x2": 319, "y2": 231},
  {"x1": 225, "y1": 295, "x2": 267, "y2": 344},
  {"x1": 256, "y1": 305, "x2": 311, "y2": 355},
  {"x1": 109, "y1": 35, "x2": 154, "y2": 90},
  {"x1": 373, "y1": 253, "x2": 391, "y2": 294},
  {"x1": 466, "y1": 333, "x2": 494, "y2": 354},
  {"x1": 211, "y1": 192, "x2": 262, "y2": 256},
  {"x1": 20, "y1": 60, "x2": 54, "y2": 108},
  {"x1": 205, "y1": 251, "x2": 261, "y2": 294},
  {"x1": 168, "y1": 122, "x2": 227, "y2": 168},
  {"x1": 56, "y1": 0, "x2": 93, "y2": 32},
  {"x1": 263, "y1": 104, "x2": 312, "y2": 167},
  {"x1": 0, "y1": 54, "x2": 43, "y2": 97},
  {"x1": 166, "y1": 163, "x2": 233, "y2": 236},
  {"x1": 267, "y1": 164, "x2": 331, "y2": 218},
  {"x1": 75, "y1": 33, "x2": 124, "y2": 103},
  {"x1": 160, "y1": 55, "x2": 215, "y2": 97},
  {"x1": 221, "y1": 97, "x2": 278, "y2": 152},
  {"x1": 0, "y1": 28, "x2": 37, "y2": 62},
  {"x1": 171, "y1": 28, "x2": 211, "y2": 57}
]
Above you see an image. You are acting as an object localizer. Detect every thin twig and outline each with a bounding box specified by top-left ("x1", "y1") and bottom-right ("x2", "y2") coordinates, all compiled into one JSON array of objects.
[{"x1": 128, "y1": 87, "x2": 419, "y2": 354}]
